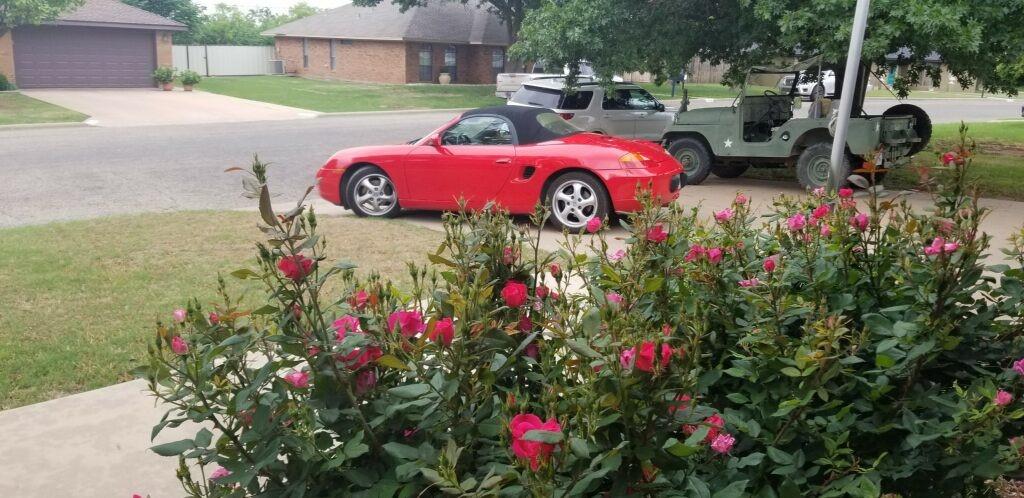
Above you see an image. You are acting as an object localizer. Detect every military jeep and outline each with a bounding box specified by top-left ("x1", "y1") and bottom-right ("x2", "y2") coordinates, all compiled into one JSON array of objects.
[{"x1": 662, "y1": 59, "x2": 931, "y2": 190}]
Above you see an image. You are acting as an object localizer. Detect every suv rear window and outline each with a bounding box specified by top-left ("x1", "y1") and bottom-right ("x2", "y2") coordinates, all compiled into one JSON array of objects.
[{"x1": 510, "y1": 86, "x2": 594, "y2": 110}]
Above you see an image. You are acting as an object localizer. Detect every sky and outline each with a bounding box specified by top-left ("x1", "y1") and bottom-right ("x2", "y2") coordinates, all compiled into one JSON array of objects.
[{"x1": 195, "y1": 0, "x2": 350, "y2": 14}]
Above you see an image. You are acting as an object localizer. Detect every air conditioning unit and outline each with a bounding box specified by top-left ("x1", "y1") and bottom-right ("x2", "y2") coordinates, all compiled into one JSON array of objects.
[{"x1": 269, "y1": 60, "x2": 285, "y2": 75}]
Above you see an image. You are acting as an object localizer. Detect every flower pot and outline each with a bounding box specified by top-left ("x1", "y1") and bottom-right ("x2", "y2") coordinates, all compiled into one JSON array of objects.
[
  {"x1": 438, "y1": 73, "x2": 451, "y2": 85},
  {"x1": 184, "y1": 84, "x2": 194, "y2": 92},
  {"x1": 161, "y1": 82, "x2": 173, "y2": 91}
]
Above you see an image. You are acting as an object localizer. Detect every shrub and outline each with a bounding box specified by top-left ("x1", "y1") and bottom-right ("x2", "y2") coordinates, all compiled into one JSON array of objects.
[
  {"x1": 153, "y1": 66, "x2": 177, "y2": 84},
  {"x1": 0, "y1": 73, "x2": 15, "y2": 91},
  {"x1": 141, "y1": 129, "x2": 1024, "y2": 497},
  {"x1": 180, "y1": 70, "x2": 202, "y2": 86}
]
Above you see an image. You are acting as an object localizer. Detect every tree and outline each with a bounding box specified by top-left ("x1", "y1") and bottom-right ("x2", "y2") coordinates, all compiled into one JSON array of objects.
[
  {"x1": 352, "y1": 0, "x2": 542, "y2": 68},
  {"x1": 0, "y1": 0, "x2": 83, "y2": 35},
  {"x1": 513, "y1": 0, "x2": 1024, "y2": 96},
  {"x1": 191, "y1": 2, "x2": 323, "y2": 46},
  {"x1": 122, "y1": 0, "x2": 203, "y2": 43}
]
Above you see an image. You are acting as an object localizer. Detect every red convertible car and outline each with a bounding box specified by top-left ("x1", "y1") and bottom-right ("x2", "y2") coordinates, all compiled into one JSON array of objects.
[{"x1": 316, "y1": 105, "x2": 684, "y2": 230}]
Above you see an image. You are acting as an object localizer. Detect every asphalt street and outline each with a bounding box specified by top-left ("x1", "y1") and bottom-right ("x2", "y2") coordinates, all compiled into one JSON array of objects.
[{"x1": 1, "y1": 98, "x2": 1021, "y2": 228}]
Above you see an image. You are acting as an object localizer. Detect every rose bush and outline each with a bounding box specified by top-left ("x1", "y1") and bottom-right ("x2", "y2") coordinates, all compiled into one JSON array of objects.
[{"x1": 141, "y1": 129, "x2": 1024, "y2": 497}]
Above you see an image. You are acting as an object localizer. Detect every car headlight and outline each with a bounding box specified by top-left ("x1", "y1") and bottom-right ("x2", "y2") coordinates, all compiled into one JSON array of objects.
[{"x1": 619, "y1": 152, "x2": 649, "y2": 168}]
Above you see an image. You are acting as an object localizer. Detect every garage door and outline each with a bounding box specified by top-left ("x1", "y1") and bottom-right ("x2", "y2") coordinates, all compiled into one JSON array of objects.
[{"x1": 13, "y1": 25, "x2": 155, "y2": 88}]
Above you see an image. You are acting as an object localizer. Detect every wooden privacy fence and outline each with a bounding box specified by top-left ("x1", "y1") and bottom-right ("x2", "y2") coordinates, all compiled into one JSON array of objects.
[{"x1": 171, "y1": 45, "x2": 279, "y2": 76}]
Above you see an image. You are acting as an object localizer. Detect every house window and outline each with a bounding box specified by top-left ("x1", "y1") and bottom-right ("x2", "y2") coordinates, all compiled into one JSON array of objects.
[
  {"x1": 302, "y1": 38, "x2": 309, "y2": 68},
  {"x1": 418, "y1": 44, "x2": 432, "y2": 82},
  {"x1": 491, "y1": 48, "x2": 505, "y2": 76},
  {"x1": 330, "y1": 40, "x2": 336, "y2": 70},
  {"x1": 443, "y1": 46, "x2": 457, "y2": 82}
]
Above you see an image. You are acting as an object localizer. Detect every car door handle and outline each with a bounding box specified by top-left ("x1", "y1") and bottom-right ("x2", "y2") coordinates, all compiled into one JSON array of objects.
[{"x1": 494, "y1": 158, "x2": 512, "y2": 165}]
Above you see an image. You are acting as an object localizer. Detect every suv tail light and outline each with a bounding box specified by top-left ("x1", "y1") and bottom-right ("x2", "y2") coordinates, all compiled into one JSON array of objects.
[{"x1": 558, "y1": 113, "x2": 575, "y2": 120}]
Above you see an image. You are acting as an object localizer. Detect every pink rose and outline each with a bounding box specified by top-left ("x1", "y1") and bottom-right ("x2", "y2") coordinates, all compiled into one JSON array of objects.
[
  {"x1": 334, "y1": 317, "x2": 381, "y2": 369},
  {"x1": 536, "y1": 285, "x2": 550, "y2": 299},
  {"x1": 282, "y1": 371, "x2": 310, "y2": 389},
  {"x1": 549, "y1": 263, "x2": 561, "y2": 277},
  {"x1": 850, "y1": 213, "x2": 869, "y2": 232},
  {"x1": 738, "y1": 278, "x2": 760, "y2": 288},
  {"x1": 704, "y1": 414, "x2": 725, "y2": 441},
  {"x1": 171, "y1": 336, "x2": 189, "y2": 355},
  {"x1": 333, "y1": 315, "x2": 361, "y2": 341},
  {"x1": 509, "y1": 414, "x2": 562, "y2": 471},
  {"x1": 586, "y1": 217, "x2": 603, "y2": 233},
  {"x1": 350, "y1": 290, "x2": 370, "y2": 310},
  {"x1": 710, "y1": 433, "x2": 735, "y2": 454},
  {"x1": 635, "y1": 341, "x2": 656, "y2": 372},
  {"x1": 662, "y1": 324, "x2": 672, "y2": 336},
  {"x1": 707, "y1": 247, "x2": 724, "y2": 264},
  {"x1": 172, "y1": 308, "x2": 187, "y2": 324},
  {"x1": 685, "y1": 244, "x2": 705, "y2": 263},
  {"x1": 428, "y1": 317, "x2": 455, "y2": 346},
  {"x1": 608, "y1": 249, "x2": 626, "y2": 262},
  {"x1": 502, "y1": 280, "x2": 528, "y2": 308},
  {"x1": 668, "y1": 393, "x2": 692, "y2": 414},
  {"x1": 606, "y1": 292, "x2": 623, "y2": 307},
  {"x1": 277, "y1": 254, "x2": 314, "y2": 282},
  {"x1": 763, "y1": 255, "x2": 780, "y2": 273},
  {"x1": 943, "y1": 242, "x2": 960, "y2": 253},
  {"x1": 524, "y1": 342, "x2": 540, "y2": 359},
  {"x1": 1014, "y1": 358, "x2": 1024, "y2": 376},
  {"x1": 646, "y1": 224, "x2": 668, "y2": 244},
  {"x1": 995, "y1": 390, "x2": 1014, "y2": 407},
  {"x1": 734, "y1": 193, "x2": 749, "y2": 205},
  {"x1": 210, "y1": 467, "x2": 231, "y2": 480},
  {"x1": 812, "y1": 204, "x2": 830, "y2": 220},
  {"x1": 503, "y1": 246, "x2": 515, "y2": 265},
  {"x1": 208, "y1": 312, "x2": 220, "y2": 324},
  {"x1": 812, "y1": 187, "x2": 826, "y2": 197},
  {"x1": 787, "y1": 213, "x2": 807, "y2": 232},
  {"x1": 660, "y1": 343, "x2": 672, "y2": 366},
  {"x1": 838, "y1": 187, "x2": 854, "y2": 198},
  {"x1": 620, "y1": 347, "x2": 636, "y2": 370},
  {"x1": 518, "y1": 315, "x2": 533, "y2": 332},
  {"x1": 387, "y1": 310, "x2": 426, "y2": 337},
  {"x1": 820, "y1": 224, "x2": 832, "y2": 237},
  {"x1": 942, "y1": 152, "x2": 958, "y2": 165},
  {"x1": 713, "y1": 208, "x2": 735, "y2": 223},
  {"x1": 355, "y1": 369, "x2": 377, "y2": 395}
]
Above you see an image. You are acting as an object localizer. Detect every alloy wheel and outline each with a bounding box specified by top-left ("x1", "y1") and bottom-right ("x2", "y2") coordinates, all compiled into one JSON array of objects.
[
  {"x1": 353, "y1": 174, "x2": 396, "y2": 216},
  {"x1": 552, "y1": 180, "x2": 598, "y2": 230}
]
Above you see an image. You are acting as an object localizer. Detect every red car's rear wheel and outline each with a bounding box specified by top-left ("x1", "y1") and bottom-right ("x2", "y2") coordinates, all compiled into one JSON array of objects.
[
  {"x1": 547, "y1": 172, "x2": 609, "y2": 231},
  {"x1": 347, "y1": 166, "x2": 401, "y2": 218}
]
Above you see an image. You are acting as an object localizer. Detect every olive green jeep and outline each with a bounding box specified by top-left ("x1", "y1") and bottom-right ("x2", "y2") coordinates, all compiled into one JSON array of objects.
[{"x1": 663, "y1": 60, "x2": 931, "y2": 190}]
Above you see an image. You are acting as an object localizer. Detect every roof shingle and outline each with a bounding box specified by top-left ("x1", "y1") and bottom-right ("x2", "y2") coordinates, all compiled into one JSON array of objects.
[
  {"x1": 56, "y1": 0, "x2": 186, "y2": 30},
  {"x1": 262, "y1": 2, "x2": 510, "y2": 46}
]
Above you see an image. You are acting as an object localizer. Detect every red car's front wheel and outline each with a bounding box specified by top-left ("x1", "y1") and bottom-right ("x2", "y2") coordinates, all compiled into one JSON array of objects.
[
  {"x1": 547, "y1": 172, "x2": 609, "y2": 231},
  {"x1": 347, "y1": 166, "x2": 401, "y2": 218}
]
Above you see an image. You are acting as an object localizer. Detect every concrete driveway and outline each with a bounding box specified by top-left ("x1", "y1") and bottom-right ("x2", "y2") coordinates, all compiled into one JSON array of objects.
[{"x1": 22, "y1": 88, "x2": 319, "y2": 127}]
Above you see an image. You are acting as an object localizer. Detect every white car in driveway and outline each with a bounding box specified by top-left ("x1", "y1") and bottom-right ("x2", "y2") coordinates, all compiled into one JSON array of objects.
[{"x1": 507, "y1": 79, "x2": 674, "y2": 141}]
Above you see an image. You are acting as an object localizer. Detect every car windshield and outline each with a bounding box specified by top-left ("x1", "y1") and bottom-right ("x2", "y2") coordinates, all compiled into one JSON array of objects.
[{"x1": 535, "y1": 113, "x2": 582, "y2": 137}]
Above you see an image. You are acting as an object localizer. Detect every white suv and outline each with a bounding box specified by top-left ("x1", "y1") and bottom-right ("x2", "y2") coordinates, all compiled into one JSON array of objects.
[{"x1": 507, "y1": 79, "x2": 673, "y2": 141}]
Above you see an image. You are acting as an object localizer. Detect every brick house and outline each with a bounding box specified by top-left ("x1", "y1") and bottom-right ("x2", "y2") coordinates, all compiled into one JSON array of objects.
[
  {"x1": 262, "y1": 2, "x2": 511, "y2": 85},
  {"x1": 0, "y1": 0, "x2": 184, "y2": 88}
]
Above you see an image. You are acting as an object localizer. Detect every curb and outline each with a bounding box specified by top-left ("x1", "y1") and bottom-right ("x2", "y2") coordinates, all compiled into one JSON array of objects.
[
  {"x1": 316, "y1": 108, "x2": 473, "y2": 118},
  {"x1": 0, "y1": 121, "x2": 91, "y2": 132}
]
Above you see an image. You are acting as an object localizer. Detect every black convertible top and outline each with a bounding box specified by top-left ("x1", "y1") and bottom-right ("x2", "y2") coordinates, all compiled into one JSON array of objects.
[{"x1": 463, "y1": 105, "x2": 573, "y2": 145}]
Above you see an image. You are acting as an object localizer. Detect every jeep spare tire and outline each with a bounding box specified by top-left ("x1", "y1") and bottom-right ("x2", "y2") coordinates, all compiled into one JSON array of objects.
[
  {"x1": 796, "y1": 142, "x2": 851, "y2": 190},
  {"x1": 668, "y1": 137, "x2": 713, "y2": 185},
  {"x1": 883, "y1": 103, "x2": 931, "y2": 155}
]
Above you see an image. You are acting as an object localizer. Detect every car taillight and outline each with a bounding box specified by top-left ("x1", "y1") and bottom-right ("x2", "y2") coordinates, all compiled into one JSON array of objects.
[{"x1": 558, "y1": 113, "x2": 575, "y2": 120}]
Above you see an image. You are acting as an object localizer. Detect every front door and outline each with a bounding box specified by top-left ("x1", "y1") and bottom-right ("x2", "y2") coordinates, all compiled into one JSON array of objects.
[
  {"x1": 404, "y1": 115, "x2": 516, "y2": 210},
  {"x1": 600, "y1": 88, "x2": 639, "y2": 137}
]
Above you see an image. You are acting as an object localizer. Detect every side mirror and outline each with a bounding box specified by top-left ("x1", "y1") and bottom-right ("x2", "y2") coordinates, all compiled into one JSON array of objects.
[
  {"x1": 425, "y1": 134, "x2": 442, "y2": 147},
  {"x1": 656, "y1": 103, "x2": 666, "y2": 112}
]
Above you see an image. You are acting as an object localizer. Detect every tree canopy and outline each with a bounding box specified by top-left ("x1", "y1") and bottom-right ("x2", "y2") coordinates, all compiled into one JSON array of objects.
[
  {"x1": 513, "y1": 0, "x2": 1024, "y2": 96},
  {"x1": 0, "y1": 0, "x2": 82, "y2": 33},
  {"x1": 189, "y1": 2, "x2": 324, "y2": 46}
]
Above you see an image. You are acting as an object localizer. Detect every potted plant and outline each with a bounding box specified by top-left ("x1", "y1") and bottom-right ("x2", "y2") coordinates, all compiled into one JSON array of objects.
[
  {"x1": 179, "y1": 70, "x2": 201, "y2": 92},
  {"x1": 153, "y1": 66, "x2": 176, "y2": 91},
  {"x1": 438, "y1": 72, "x2": 451, "y2": 85}
]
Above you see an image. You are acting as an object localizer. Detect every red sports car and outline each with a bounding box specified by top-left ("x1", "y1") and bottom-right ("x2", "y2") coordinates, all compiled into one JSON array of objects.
[{"x1": 316, "y1": 105, "x2": 684, "y2": 230}]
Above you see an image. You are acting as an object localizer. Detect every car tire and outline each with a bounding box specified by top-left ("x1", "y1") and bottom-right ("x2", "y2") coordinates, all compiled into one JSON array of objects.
[
  {"x1": 546, "y1": 172, "x2": 610, "y2": 231},
  {"x1": 883, "y1": 103, "x2": 932, "y2": 155},
  {"x1": 346, "y1": 166, "x2": 401, "y2": 218},
  {"x1": 711, "y1": 162, "x2": 750, "y2": 179},
  {"x1": 667, "y1": 137, "x2": 713, "y2": 185},
  {"x1": 796, "y1": 142, "x2": 851, "y2": 191}
]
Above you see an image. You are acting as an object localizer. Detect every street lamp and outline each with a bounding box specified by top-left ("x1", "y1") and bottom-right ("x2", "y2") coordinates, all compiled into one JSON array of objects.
[{"x1": 830, "y1": 0, "x2": 872, "y2": 190}]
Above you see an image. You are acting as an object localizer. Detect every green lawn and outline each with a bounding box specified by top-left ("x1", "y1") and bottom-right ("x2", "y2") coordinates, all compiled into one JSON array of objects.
[
  {"x1": 0, "y1": 93, "x2": 86, "y2": 126},
  {"x1": 745, "y1": 121, "x2": 1024, "y2": 201},
  {"x1": 195, "y1": 76, "x2": 505, "y2": 112},
  {"x1": 641, "y1": 82, "x2": 743, "y2": 101},
  {"x1": 0, "y1": 211, "x2": 444, "y2": 409}
]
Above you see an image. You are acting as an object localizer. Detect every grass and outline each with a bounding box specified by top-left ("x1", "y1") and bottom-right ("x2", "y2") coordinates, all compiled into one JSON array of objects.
[
  {"x1": 641, "y1": 82, "x2": 742, "y2": 101},
  {"x1": 0, "y1": 211, "x2": 445, "y2": 409},
  {"x1": 0, "y1": 93, "x2": 86, "y2": 126},
  {"x1": 195, "y1": 76, "x2": 505, "y2": 112},
  {"x1": 744, "y1": 121, "x2": 1024, "y2": 201},
  {"x1": 866, "y1": 89, "x2": 1018, "y2": 100}
]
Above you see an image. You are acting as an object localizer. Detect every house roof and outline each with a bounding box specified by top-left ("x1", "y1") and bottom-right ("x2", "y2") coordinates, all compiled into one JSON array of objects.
[
  {"x1": 262, "y1": 2, "x2": 510, "y2": 46},
  {"x1": 53, "y1": 0, "x2": 187, "y2": 31}
]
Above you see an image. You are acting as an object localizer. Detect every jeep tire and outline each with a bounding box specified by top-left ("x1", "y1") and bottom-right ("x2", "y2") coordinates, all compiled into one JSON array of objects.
[
  {"x1": 796, "y1": 142, "x2": 851, "y2": 190},
  {"x1": 667, "y1": 137, "x2": 713, "y2": 185},
  {"x1": 883, "y1": 103, "x2": 932, "y2": 155}
]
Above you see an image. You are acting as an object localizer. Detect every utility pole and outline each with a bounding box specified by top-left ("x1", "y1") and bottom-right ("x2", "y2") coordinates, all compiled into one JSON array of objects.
[{"x1": 830, "y1": 0, "x2": 872, "y2": 190}]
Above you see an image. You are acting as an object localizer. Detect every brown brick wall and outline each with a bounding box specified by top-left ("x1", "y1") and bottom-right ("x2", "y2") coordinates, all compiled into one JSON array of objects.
[
  {"x1": 0, "y1": 31, "x2": 14, "y2": 83},
  {"x1": 275, "y1": 37, "x2": 407, "y2": 84},
  {"x1": 403, "y1": 43, "x2": 504, "y2": 84}
]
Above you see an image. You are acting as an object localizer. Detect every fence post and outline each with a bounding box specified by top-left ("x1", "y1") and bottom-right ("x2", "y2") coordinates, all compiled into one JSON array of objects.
[{"x1": 204, "y1": 45, "x2": 210, "y2": 77}]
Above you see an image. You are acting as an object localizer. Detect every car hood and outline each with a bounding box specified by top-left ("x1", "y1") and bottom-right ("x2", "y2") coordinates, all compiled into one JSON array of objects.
[{"x1": 674, "y1": 107, "x2": 730, "y2": 125}]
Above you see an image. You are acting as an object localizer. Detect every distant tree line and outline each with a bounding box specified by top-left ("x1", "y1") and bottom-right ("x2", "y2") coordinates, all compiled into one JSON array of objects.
[{"x1": 123, "y1": 0, "x2": 323, "y2": 45}]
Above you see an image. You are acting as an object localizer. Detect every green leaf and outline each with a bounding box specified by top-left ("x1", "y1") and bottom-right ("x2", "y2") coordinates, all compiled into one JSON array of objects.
[
  {"x1": 779, "y1": 367, "x2": 803, "y2": 377},
  {"x1": 150, "y1": 439, "x2": 196, "y2": 456},
  {"x1": 376, "y1": 354, "x2": 411, "y2": 371},
  {"x1": 427, "y1": 253, "x2": 457, "y2": 268},
  {"x1": 767, "y1": 447, "x2": 793, "y2": 465},
  {"x1": 712, "y1": 480, "x2": 749, "y2": 498},
  {"x1": 664, "y1": 438, "x2": 702, "y2": 458},
  {"x1": 258, "y1": 185, "x2": 276, "y2": 226},
  {"x1": 388, "y1": 384, "x2": 432, "y2": 399},
  {"x1": 736, "y1": 452, "x2": 765, "y2": 468},
  {"x1": 193, "y1": 428, "x2": 213, "y2": 448},
  {"x1": 643, "y1": 277, "x2": 665, "y2": 292},
  {"x1": 383, "y1": 442, "x2": 420, "y2": 461},
  {"x1": 566, "y1": 338, "x2": 601, "y2": 359},
  {"x1": 686, "y1": 476, "x2": 712, "y2": 498},
  {"x1": 230, "y1": 268, "x2": 259, "y2": 279},
  {"x1": 521, "y1": 430, "x2": 563, "y2": 444},
  {"x1": 875, "y1": 354, "x2": 896, "y2": 369},
  {"x1": 570, "y1": 437, "x2": 590, "y2": 458},
  {"x1": 726, "y1": 392, "x2": 749, "y2": 403},
  {"x1": 581, "y1": 307, "x2": 601, "y2": 335}
]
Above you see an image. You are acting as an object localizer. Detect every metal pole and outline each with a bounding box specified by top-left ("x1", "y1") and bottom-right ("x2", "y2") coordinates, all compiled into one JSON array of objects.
[{"x1": 830, "y1": 0, "x2": 872, "y2": 190}]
